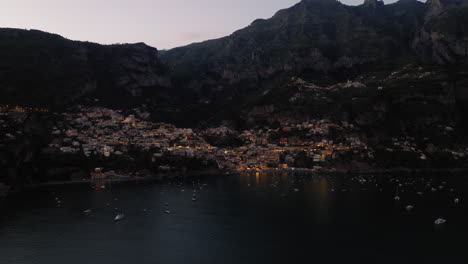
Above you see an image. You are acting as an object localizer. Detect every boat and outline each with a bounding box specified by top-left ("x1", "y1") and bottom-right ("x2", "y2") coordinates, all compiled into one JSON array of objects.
[
  {"x1": 434, "y1": 218, "x2": 446, "y2": 225},
  {"x1": 114, "y1": 213, "x2": 125, "y2": 221},
  {"x1": 394, "y1": 185, "x2": 402, "y2": 201}
]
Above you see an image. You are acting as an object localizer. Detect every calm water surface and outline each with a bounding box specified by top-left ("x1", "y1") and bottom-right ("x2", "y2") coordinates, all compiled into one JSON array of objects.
[{"x1": 1, "y1": 172, "x2": 468, "y2": 264}]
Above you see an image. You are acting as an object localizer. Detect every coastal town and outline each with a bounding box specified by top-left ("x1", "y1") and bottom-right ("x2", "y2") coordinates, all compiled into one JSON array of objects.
[
  {"x1": 0, "y1": 106, "x2": 32, "y2": 146},
  {"x1": 38, "y1": 106, "x2": 374, "y2": 172},
  {"x1": 1, "y1": 104, "x2": 466, "y2": 179}
]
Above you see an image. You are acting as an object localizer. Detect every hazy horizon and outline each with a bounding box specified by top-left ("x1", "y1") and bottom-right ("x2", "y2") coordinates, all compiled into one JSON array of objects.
[{"x1": 1, "y1": 0, "x2": 402, "y2": 49}]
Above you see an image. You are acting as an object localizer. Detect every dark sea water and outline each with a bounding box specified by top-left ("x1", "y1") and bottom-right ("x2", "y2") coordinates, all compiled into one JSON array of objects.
[{"x1": 1, "y1": 172, "x2": 468, "y2": 264}]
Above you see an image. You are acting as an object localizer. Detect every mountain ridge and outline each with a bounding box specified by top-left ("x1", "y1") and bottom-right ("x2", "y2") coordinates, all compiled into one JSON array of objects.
[
  {"x1": 0, "y1": 28, "x2": 169, "y2": 108},
  {"x1": 0, "y1": 0, "x2": 467, "y2": 128}
]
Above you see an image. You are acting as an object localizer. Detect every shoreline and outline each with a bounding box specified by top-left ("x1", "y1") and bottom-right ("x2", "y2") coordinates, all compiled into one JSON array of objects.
[
  {"x1": 1, "y1": 168, "x2": 221, "y2": 198},
  {"x1": 234, "y1": 167, "x2": 468, "y2": 175},
  {"x1": 2, "y1": 167, "x2": 468, "y2": 199},
  {"x1": 29, "y1": 168, "x2": 222, "y2": 188}
]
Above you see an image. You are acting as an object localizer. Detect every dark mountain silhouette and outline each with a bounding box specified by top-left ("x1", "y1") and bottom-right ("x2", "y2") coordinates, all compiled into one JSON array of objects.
[
  {"x1": 0, "y1": 28, "x2": 169, "y2": 108},
  {"x1": 158, "y1": 0, "x2": 468, "y2": 126},
  {"x1": 0, "y1": 0, "x2": 467, "y2": 126}
]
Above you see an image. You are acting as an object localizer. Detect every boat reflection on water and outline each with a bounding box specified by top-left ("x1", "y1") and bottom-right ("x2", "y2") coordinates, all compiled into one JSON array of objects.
[
  {"x1": 92, "y1": 181, "x2": 107, "y2": 190},
  {"x1": 0, "y1": 172, "x2": 468, "y2": 264}
]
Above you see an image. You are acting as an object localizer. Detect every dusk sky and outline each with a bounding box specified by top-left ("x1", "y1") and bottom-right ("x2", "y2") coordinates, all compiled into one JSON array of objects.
[{"x1": 1, "y1": 0, "x2": 399, "y2": 49}]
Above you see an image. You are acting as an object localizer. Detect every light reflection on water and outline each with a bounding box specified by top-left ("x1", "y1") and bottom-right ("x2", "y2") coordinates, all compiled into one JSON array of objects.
[{"x1": 1, "y1": 172, "x2": 468, "y2": 264}]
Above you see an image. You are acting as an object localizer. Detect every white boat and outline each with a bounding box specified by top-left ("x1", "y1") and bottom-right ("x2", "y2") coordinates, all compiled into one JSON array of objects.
[
  {"x1": 394, "y1": 187, "x2": 400, "y2": 201},
  {"x1": 434, "y1": 218, "x2": 446, "y2": 225},
  {"x1": 114, "y1": 213, "x2": 125, "y2": 221}
]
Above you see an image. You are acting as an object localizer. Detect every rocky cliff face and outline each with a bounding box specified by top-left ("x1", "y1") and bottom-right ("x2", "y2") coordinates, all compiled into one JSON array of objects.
[
  {"x1": 414, "y1": 0, "x2": 468, "y2": 63},
  {"x1": 161, "y1": 0, "x2": 427, "y2": 94},
  {"x1": 0, "y1": 29, "x2": 169, "y2": 108},
  {"x1": 0, "y1": 0, "x2": 467, "y2": 127},
  {"x1": 157, "y1": 0, "x2": 468, "y2": 127}
]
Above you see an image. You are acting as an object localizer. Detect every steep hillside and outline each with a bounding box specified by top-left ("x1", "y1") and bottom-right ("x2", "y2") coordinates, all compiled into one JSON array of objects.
[
  {"x1": 414, "y1": 0, "x2": 468, "y2": 63},
  {"x1": 161, "y1": 0, "x2": 426, "y2": 90},
  {"x1": 0, "y1": 0, "x2": 467, "y2": 128},
  {"x1": 0, "y1": 28, "x2": 169, "y2": 108},
  {"x1": 158, "y1": 0, "x2": 468, "y2": 127}
]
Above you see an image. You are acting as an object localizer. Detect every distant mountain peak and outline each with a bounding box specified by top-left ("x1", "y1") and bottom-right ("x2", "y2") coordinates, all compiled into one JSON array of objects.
[
  {"x1": 301, "y1": 0, "x2": 339, "y2": 3},
  {"x1": 361, "y1": 0, "x2": 385, "y2": 13},
  {"x1": 363, "y1": 0, "x2": 384, "y2": 6},
  {"x1": 0, "y1": 28, "x2": 169, "y2": 107},
  {"x1": 299, "y1": 0, "x2": 341, "y2": 6}
]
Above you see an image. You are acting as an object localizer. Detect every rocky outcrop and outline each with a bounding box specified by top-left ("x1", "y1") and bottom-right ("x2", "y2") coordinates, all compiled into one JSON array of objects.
[
  {"x1": 413, "y1": 1, "x2": 468, "y2": 63},
  {"x1": 425, "y1": 0, "x2": 468, "y2": 18}
]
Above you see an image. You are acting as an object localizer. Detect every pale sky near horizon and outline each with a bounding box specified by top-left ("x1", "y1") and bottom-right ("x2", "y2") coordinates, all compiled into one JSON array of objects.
[{"x1": 0, "y1": 0, "x2": 399, "y2": 49}]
